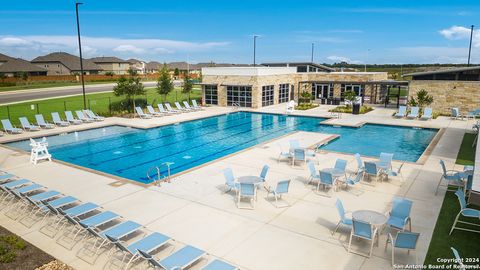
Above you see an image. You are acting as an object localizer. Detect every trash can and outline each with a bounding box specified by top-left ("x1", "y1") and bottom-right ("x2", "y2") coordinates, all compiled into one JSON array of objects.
[{"x1": 352, "y1": 103, "x2": 361, "y2": 115}]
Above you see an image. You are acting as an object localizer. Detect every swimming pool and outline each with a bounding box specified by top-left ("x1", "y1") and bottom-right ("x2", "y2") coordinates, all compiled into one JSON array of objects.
[{"x1": 5, "y1": 112, "x2": 437, "y2": 183}]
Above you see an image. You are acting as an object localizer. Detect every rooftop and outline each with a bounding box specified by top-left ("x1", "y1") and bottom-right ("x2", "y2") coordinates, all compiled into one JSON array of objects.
[
  {"x1": 31, "y1": 52, "x2": 102, "y2": 71},
  {"x1": 0, "y1": 53, "x2": 47, "y2": 73},
  {"x1": 402, "y1": 66, "x2": 480, "y2": 77},
  {"x1": 90, "y1": 56, "x2": 130, "y2": 64}
]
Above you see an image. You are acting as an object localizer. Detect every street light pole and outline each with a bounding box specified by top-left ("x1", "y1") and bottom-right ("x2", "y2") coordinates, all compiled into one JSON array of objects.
[
  {"x1": 468, "y1": 25, "x2": 475, "y2": 66},
  {"x1": 75, "y1": 2, "x2": 87, "y2": 110},
  {"x1": 253, "y1": 35, "x2": 258, "y2": 67},
  {"x1": 311, "y1": 43, "x2": 314, "y2": 62}
]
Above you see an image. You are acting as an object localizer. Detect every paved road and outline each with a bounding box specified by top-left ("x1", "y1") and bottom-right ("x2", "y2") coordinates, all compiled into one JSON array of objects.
[{"x1": 0, "y1": 81, "x2": 157, "y2": 104}]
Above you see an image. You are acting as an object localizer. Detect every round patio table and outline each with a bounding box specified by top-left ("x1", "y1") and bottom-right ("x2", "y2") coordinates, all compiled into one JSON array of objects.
[
  {"x1": 320, "y1": 168, "x2": 344, "y2": 178},
  {"x1": 237, "y1": 176, "x2": 263, "y2": 184},
  {"x1": 352, "y1": 210, "x2": 388, "y2": 226}
]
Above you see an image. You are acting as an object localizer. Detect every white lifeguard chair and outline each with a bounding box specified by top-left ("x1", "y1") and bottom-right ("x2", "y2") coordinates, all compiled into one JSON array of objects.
[{"x1": 29, "y1": 138, "x2": 52, "y2": 165}]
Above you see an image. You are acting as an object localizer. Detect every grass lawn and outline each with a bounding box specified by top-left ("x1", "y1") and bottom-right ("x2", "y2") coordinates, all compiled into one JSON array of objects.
[
  {"x1": 0, "y1": 81, "x2": 120, "y2": 92},
  {"x1": 423, "y1": 133, "x2": 479, "y2": 267},
  {"x1": 0, "y1": 87, "x2": 201, "y2": 126}
]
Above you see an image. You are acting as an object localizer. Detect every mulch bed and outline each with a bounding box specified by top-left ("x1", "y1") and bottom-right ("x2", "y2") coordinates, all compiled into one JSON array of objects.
[{"x1": 0, "y1": 225, "x2": 59, "y2": 270}]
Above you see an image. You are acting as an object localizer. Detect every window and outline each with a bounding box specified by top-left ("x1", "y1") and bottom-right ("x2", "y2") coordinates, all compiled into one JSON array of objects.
[
  {"x1": 340, "y1": 84, "x2": 364, "y2": 100},
  {"x1": 227, "y1": 86, "x2": 252, "y2": 107},
  {"x1": 204, "y1": 85, "x2": 218, "y2": 105},
  {"x1": 262, "y1": 85, "x2": 274, "y2": 107},
  {"x1": 278, "y1": 84, "x2": 290, "y2": 103}
]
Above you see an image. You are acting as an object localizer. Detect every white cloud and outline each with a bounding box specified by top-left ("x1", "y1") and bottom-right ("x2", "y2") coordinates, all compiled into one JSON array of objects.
[
  {"x1": 439, "y1": 26, "x2": 480, "y2": 47},
  {"x1": 326, "y1": 55, "x2": 362, "y2": 64},
  {"x1": 0, "y1": 35, "x2": 230, "y2": 59}
]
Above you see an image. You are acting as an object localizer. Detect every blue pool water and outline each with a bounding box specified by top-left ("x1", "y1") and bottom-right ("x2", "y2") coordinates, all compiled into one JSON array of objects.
[{"x1": 5, "y1": 112, "x2": 437, "y2": 183}]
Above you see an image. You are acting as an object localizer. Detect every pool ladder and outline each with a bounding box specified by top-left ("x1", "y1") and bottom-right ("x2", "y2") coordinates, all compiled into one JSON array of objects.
[
  {"x1": 146, "y1": 162, "x2": 174, "y2": 186},
  {"x1": 231, "y1": 102, "x2": 240, "y2": 111}
]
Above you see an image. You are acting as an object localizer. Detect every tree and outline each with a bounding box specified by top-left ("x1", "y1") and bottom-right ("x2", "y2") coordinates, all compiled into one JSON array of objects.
[
  {"x1": 182, "y1": 74, "x2": 193, "y2": 101},
  {"x1": 408, "y1": 89, "x2": 433, "y2": 112},
  {"x1": 343, "y1": 90, "x2": 357, "y2": 108},
  {"x1": 105, "y1": 71, "x2": 115, "y2": 76},
  {"x1": 174, "y1": 68, "x2": 180, "y2": 77},
  {"x1": 113, "y1": 75, "x2": 145, "y2": 115},
  {"x1": 127, "y1": 68, "x2": 138, "y2": 77},
  {"x1": 156, "y1": 63, "x2": 174, "y2": 101}
]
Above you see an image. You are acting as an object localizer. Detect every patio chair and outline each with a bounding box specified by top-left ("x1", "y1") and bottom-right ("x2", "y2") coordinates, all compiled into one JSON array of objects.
[
  {"x1": 386, "y1": 163, "x2": 404, "y2": 184},
  {"x1": 35, "y1": 114, "x2": 55, "y2": 129},
  {"x1": 83, "y1": 110, "x2": 105, "y2": 121},
  {"x1": 449, "y1": 189, "x2": 480, "y2": 235},
  {"x1": 379, "y1": 152, "x2": 394, "y2": 171},
  {"x1": 107, "y1": 232, "x2": 171, "y2": 270},
  {"x1": 386, "y1": 231, "x2": 420, "y2": 266},
  {"x1": 18, "y1": 190, "x2": 62, "y2": 227},
  {"x1": 51, "y1": 112, "x2": 70, "y2": 126},
  {"x1": 318, "y1": 171, "x2": 335, "y2": 193},
  {"x1": 184, "y1": 101, "x2": 200, "y2": 111},
  {"x1": 1, "y1": 119, "x2": 23, "y2": 134},
  {"x1": 259, "y1": 165, "x2": 269, "y2": 182},
  {"x1": 348, "y1": 219, "x2": 378, "y2": 258},
  {"x1": 345, "y1": 171, "x2": 364, "y2": 194},
  {"x1": 201, "y1": 259, "x2": 238, "y2": 270},
  {"x1": 165, "y1": 103, "x2": 182, "y2": 113},
  {"x1": 237, "y1": 183, "x2": 256, "y2": 209},
  {"x1": 334, "y1": 158, "x2": 348, "y2": 177},
  {"x1": 466, "y1": 108, "x2": 480, "y2": 120},
  {"x1": 135, "y1": 107, "x2": 152, "y2": 119},
  {"x1": 277, "y1": 143, "x2": 292, "y2": 163},
  {"x1": 192, "y1": 100, "x2": 204, "y2": 110},
  {"x1": 65, "y1": 111, "x2": 82, "y2": 125},
  {"x1": 39, "y1": 196, "x2": 79, "y2": 237},
  {"x1": 222, "y1": 168, "x2": 238, "y2": 194},
  {"x1": 76, "y1": 110, "x2": 95, "y2": 123},
  {"x1": 175, "y1": 101, "x2": 191, "y2": 112},
  {"x1": 451, "y1": 108, "x2": 464, "y2": 120},
  {"x1": 420, "y1": 107, "x2": 433, "y2": 120},
  {"x1": 289, "y1": 139, "x2": 301, "y2": 151},
  {"x1": 138, "y1": 245, "x2": 205, "y2": 270},
  {"x1": 266, "y1": 179, "x2": 290, "y2": 208},
  {"x1": 19, "y1": 117, "x2": 40, "y2": 131},
  {"x1": 292, "y1": 148, "x2": 306, "y2": 166},
  {"x1": 146, "y1": 105, "x2": 163, "y2": 117},
  {"x1": 0, "y1": 179, "x2": 31, "y2": 203},
  {"x1": 307, "y1": 160, "x2": 321, "y2": 186},
  {"x1": 332, "y1": 199, "x2": 352, "y2": 235},
  {"x1": 363, "y1": 161, "x2": 379, "y2": 184},
  {"x1": 451, "y1": 247, "x2": 466, "y2": 270},
  {"x1": 387, "y1": 197, "x2": 413, "y2": 231},
  {"x1": 394, "y1": 106, "x2": 407, "y2": 118},
  {"x1": 355, "y1": 153, "x2": 365, "y2": 173},
  {"x1": 158, "y1": 103, "x2": 178, "y2": 114},
  {"x1": 435, "y1": 160, "x2": 465, "y2": 195},
  {"x1": 407, "y1": 107, "x2": 419, "y2": 119}
]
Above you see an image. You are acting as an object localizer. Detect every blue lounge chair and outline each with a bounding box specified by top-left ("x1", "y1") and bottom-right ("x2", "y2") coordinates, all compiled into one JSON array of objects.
[
  {"x1": 277, "y1": 143, "x2": 292, "y2": 163},
  {"x1": 175, "y1": 101, "x2": 191, "y2": 112},
  {"x1": 386, "y1": 231, "x2": 420, "y2": 266},
  {"x1": 1, "y1": 119, "x2": 23, "y2": 134},
  {"x1": 83, "y1": 110, "x2": 105, "y2": 121},
  {"x1": 345, "y1": 171, "x2": 364, "y2": 193},
  {"x1": 192, "y1": 100, "x2": 204, "y2": 110},
  {"x1": 435, "y1": 160, "x2": 465, "y2": 195},
  {"x1": 466, "y1": 109, "x2": 480, "y2": 120},
  {"x1": 335, "y1": 158, "x2": 347, "y2": 178},
  {"x1": 108, "y1": 232, "x2": 171, "y2": 269},
  {"x1": 158, "y1": 103, "x2": 177, "y2": 115},
  {"x1": 19, "y1": 117, "x2": 40, "y2": 131},
  {"x1": 51, "y1": 112, "x2": 69, "y2": 126},
  {"x1": 355, "y1": 153, "x2": 364, "y2": 173},
  {"x1": 184, "y1": 101, "x2": 200, "y2": 111},
  {"x1": 449, "y1": 190, "x2": 480, "y2": 235},
  {"x1": 237, "y1": 183, "x2": 256, "y2": 209},
  {"x1": 61, "y1": 202, "x2": 100, "y2": 218},
  {"x1": 202, "y1": 259, "x2": 238, "y2": 270},
  {"x1": 307, "y1": 160, "x2": 321, "y2": 186},
  {"x1": 420, "y1": 107, "x2": 433, "y2": 120},
  {"x1": 76, "y1": 110, "x2": 95, "y2": 123},
  {"x1": 20, "y1": 190, "x2": 62, "y2": 227},
  {"x1": 394, "y1": 106, "x2": 407, "y2": 118},
  {"x1": 147, "y1": 105, "x2": 163, "y2": 117},
  {"x1": 451, "y1": 247, "x2": 466, "y2": 270},
  {"x1": 451, "y1": 108, "x2": 464, "y2": 120},
  {"x1": 348, "y1": 219, "x2": 378, "y2": 257},
  {"x1": 364, "y1": 161, "x2": 379, "y2": 184},
  {"x1": 135, "y1": 107, "x2": 152, "y2": 119},
  {"x1": 65, "y1": 111, "x2": 82, "y2": 125},
  {"x1": 333, "y1": 199, "x2": 352, "y2": 235},
  {"x1": 0, "y1": 179, "x2": 31, "y2": 201},
  {"x1": 266, "y1": 179, "x2": 290, "y2": 208},
  {"x1": 319, "y1": 171, "x2": 335, "y2": 194},
  {"x1": 292, "y1": 148, "x2": 306, "y2": 166},
  {"x1": 165, "y1": 103, "x2": 182, "y2": 113},
  {"x1": 407, "y1": 107, "x2": 419, "y2": 119},
  {"x1": 387, "y1": 197, "x2": 413, "y2": 231},
  {"x1": 223, "y1": 168, "x2": 238, "y2": 194},
  {"x1": 0, "y1": 173, "x2": 15, "y2": 183},
  {"x1": 138, "y1": 245, "x2": 205, "y2": 270},
  {"x1": 35, "y1": 114, "x2": 55, "y2": 129}
]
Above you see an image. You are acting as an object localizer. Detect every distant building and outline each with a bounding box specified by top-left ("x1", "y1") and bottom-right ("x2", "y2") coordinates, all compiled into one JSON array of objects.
[
  {"x1": 31, "y1": 52, "x2": 102, "y2": 75},
  {"x1": 127, "y1": 58, "x2": 146, "y2": 74},
  {"x1": 90, "y1": 57, "x2": 130, "y2": 75},
  {"x1": 0, "y1": 53, "x2": 47, "y2": 77},
  {"x1": 404, "y1": 66, "x2": 480, "y2": 114},
  {"x1": 145, "y1": 61, "x2": 163, "y2": 74},
  {"x1": 261, "y1": 62, "x2": 334, "y2": 73}
]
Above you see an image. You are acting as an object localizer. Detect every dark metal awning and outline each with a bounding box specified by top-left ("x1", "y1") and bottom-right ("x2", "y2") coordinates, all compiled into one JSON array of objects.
[{"x1": 299, "y1": 80, "x2": 409, "y2": 86}]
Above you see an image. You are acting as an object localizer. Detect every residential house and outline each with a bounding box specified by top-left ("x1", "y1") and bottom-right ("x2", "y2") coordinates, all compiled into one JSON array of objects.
[
  {"x1": 0, "y1": 53, "x2": 47, "y2": 77},
  {"x1": 90, "y1": 57, "x2": 130, "y2": 75},
  {"x1": 145, "y1": 61, "x2": 163, "y2": 74},
  {"x1": 31, "y1": 52, "x2": 102, "y2": 75},
  {"x1": 127, "y1": 58, "x2": 146, "y2": 74}
]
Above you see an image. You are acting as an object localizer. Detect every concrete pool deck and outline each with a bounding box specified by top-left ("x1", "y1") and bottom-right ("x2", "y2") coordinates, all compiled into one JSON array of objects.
[{"x1": 0, "y1": 105, "x2": 476, "y2": 270}]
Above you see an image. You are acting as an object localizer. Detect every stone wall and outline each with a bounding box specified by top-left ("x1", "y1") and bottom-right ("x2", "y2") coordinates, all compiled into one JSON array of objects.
[{"x1": 409, "y1": 80, "x2": 480, "y2": 114}]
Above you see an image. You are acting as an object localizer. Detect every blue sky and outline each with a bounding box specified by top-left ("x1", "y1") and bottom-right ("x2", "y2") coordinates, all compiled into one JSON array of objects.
[{"x1": 0, "y1": 0, "x2": 479, "y2": 64}]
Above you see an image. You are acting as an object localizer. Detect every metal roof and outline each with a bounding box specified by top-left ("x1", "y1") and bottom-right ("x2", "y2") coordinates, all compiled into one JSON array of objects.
[
  {"x1": 402, "y1": 66, "x2": 480, "y2": 77},
  {"x1": 260, "y1": 62, "x2": 335, "y2": 72}
]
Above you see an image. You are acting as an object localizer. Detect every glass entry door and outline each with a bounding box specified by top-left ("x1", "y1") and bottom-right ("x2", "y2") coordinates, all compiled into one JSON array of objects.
[{"x1": 313, "y1": 84, "x2": 333, "y2": 100}]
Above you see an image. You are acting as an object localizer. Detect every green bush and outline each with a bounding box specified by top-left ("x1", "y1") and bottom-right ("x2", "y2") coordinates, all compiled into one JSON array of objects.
[
  {"x1": 109, "y1": 98, "x2": 147, "y2": 113},
  {"x1": 0, "y1": 235, "x2": 26, "y2": 263},
  {"x1": 0, "y1": 82, "x2": 17, "y2": 87},
  {"x1": 295, "y1": 103, "x2": 318, "y2": 110},
  {"x1": 329, "y1": 105, "x2": 374, "y2": 114}
]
